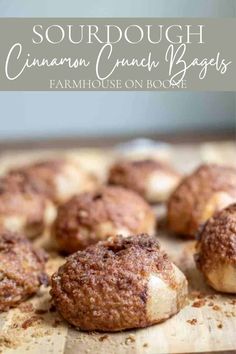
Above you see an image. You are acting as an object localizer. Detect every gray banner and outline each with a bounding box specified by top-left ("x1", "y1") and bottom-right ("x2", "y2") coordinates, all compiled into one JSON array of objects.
[{"x1": 0, "y1": 18, "x2": 235, "y2": 91}]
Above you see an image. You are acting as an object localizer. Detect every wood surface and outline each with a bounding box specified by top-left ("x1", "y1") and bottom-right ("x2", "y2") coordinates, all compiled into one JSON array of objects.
[{"x1": 0, "y1": 141, "x2": 235, "y2": 354}]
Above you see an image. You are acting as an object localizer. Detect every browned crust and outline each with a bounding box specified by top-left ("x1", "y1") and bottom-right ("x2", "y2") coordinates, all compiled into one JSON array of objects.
[
  {"x1": 8, "y1": 159, "x2": 68, "y2": 202},
  {"x1": 108, "y1": 159, "x2": 180, "y2": 198},
  {"x1": 0, "y1": 231, "x2": 48, "y2": 312},
  {"x1": 8, "y1": 158, "x2": 98, "y2": 204},
  {"x1": 167, "y1": 164, "x2": 236, "y2": 237},
  {"x1": 0, "y1": 172, "x2": 36, "y2": 194},
  {"x1": 0, "y1": 174, "x2": 51, "y2": 231},
  {"x1": 50, "y1": 234, "x2": 176, "y2": 331},
  {"x1": 195, "y1": 204, "x2": 236, "y2": 273},
  {"x1": 53, "y1": 186, "x2": 156, "y2": 253}
]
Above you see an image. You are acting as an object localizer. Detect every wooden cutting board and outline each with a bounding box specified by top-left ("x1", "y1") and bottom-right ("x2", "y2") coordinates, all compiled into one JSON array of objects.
[{"x1": 0, "y1": 141, "x2": 235, "y2": 354}]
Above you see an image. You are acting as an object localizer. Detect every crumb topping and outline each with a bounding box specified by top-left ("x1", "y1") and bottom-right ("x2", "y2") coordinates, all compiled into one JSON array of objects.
[
  {"x1": 109, "y1": 159, "x2": 179, "y2": 196},
  {"x1": 54, "y1": 186, "x2": 155, "y2": 252},
  {"x1": 0, "y1": 231, "x2": 48, "y2": 312},
  {"x1": 195, "y1": 204, "x2": 236, "y2": 271},
  {"x1": 168, "y1": 164, "x2": 236, "y2": 236},
  {"x1": 51, "y1": 234, "x2": 176, "y2": 331}
]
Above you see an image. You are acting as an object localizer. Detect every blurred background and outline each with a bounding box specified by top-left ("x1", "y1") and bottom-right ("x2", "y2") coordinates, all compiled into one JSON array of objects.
[{"x1": 0, "y1": 0, "x2": 235, "y2": 147}]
